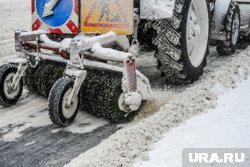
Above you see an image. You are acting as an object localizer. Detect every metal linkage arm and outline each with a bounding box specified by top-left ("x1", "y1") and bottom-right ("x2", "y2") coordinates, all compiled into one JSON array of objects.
[{"x1": 72, "y1": 32, "x2": 152, "y2": 112}]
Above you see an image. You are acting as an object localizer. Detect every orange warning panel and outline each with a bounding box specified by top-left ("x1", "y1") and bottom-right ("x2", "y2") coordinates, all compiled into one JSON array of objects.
[{"x1": 81, "y1": 0, "x2": 134, "y2": 35}]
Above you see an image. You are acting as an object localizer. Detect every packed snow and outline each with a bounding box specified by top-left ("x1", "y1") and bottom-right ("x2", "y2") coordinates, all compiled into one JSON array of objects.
[
  {"x1": 0, "y1": 95, "x2": 108, "y2": 141},
  {"x1": 0, "y1": 0, "x2": 30, "y2": 64},
  {"x1": 134, "y1": 76, "x2": 250, "y2": 167}
]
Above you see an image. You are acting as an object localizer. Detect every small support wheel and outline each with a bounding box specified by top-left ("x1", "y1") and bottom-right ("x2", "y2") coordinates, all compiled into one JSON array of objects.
[
  {"x1": 48, "y1": 77, "x2": 79, "y2": 127},
  {"x1": 0, "y1": 64, "x2": 23, "y2": 107}
]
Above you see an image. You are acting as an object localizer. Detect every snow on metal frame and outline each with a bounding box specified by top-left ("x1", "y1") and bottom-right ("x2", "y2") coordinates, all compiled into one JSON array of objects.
[{"x1": 140, "y1": 0, "x2": 176, "y2": 20}]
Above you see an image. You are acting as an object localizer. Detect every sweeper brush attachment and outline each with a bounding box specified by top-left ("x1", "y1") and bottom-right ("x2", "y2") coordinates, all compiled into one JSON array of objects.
[
  {"x1": 24, "y1": 61, "x2": 65, "y2": 97},
  {"x1": 4, "y1": 0, "x2": 244, "y2": 126},
  {"x1": 80, "y1": 70, "x2": 137, "y2": 123},
  {"x1": 0, "y1": 29, "x2": 153, "y2": 126}
]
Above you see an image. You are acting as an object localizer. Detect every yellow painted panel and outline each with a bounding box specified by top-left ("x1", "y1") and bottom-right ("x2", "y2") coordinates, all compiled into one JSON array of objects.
[{"x1": 81, "y1": 0, "x2": 133, "y2": 35}]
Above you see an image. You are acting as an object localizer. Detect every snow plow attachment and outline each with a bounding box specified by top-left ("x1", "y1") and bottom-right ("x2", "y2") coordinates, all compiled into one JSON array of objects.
[
  {"x1": 0, "y1": 30, "x2": 153, "y2": 126},
  {"x1": 1, "y1": 0, "x2": 236, "y2": 126},
  {"x1": 0, "y1": 0, "x2": 155, "y2": 126}
]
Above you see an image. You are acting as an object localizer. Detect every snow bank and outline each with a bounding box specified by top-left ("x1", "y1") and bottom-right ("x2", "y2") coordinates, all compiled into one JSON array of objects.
[
  {"x1": 65, "y1": 47, "x2": 250, "y2": 167},
  {"x1": 134, "y1": 75, "x2": 250, "y2": 167}
]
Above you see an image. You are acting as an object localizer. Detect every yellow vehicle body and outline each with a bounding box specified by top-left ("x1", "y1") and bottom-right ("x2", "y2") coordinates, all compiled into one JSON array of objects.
[{"x1": 81, "y1": 0, "x2": 134, "y2": 35}]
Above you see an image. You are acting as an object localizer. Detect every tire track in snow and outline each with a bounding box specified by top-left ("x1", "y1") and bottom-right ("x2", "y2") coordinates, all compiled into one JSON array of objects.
[
  {"x1": 0, "y1": 124, "x2": 118, "y2": 167},
  {"x1": 0, "y1": 95, "x2": 116, "y2": 167}
]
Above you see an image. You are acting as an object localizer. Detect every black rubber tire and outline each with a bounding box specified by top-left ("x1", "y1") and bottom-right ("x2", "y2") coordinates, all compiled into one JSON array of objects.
[
  {"x1": 48, "y1": 77, "x2": 79, "y2": 127},
  {"x1": 80, "y1": 70, "x2": 137, "y2": 123},
  {"x1": 24, "y1": 61, "x2": 65, "y2": 98},
  {"x1": 152, "y1": 0, "x2": 210, "y2": 84},
  {"x1": 0, "y1": 64, "x2": 23, "y2": 107},
  {"x1": 217, "y1": 1, "x2": 240, "y2": 55}
]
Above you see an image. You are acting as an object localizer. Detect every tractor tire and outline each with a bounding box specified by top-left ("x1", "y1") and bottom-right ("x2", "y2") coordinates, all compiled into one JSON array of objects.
[
  {"x1": 0, "y1": 64, "x2": 23, "y2": 106},
  {"x1": 80, "y1": 70, "x2": 137, "y2": 123},
  {"x1": 24, "y1": 61, "x2": 65, "y2": 98},
  {"x1": 48, "y1": 77, "x2": 79, "y2": 127},
  {"x1": 217, "y1": 1, "x2": 240, "y2": 55},
  {"x1": 153, "y1": 0, "x2": 210, "y2": 84}
]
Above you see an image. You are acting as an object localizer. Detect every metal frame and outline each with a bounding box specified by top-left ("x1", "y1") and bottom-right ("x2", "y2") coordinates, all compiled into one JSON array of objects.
[{"x1": 10, "y1": 30, "x2": 153, "y2": 112}]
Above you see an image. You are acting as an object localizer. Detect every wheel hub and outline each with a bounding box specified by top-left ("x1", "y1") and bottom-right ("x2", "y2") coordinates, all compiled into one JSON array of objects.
[
  {"x1": 188, "y1": 7, "x2": 200, "y2": 42},
  {"x1": 62, "y1": 88, "x2": 78, "y2": 119},
  {"x1": 186, "y1": 0, "x2": 209, "y2": 67},
  {"x1": 231, "y1": 13, "x2": 240, "y2": 46},
  {"x1": 3, "y1": 73, "x2": 21, "y2": 99}
]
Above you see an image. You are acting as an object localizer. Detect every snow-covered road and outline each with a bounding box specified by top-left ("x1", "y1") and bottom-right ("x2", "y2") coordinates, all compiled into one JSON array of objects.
[
  {"x1": 134, "y1": 77, "x2": 250, "y2": 167},
  {"x1": 1, "y1": 0, "x2": 250, "y2": 167}
]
